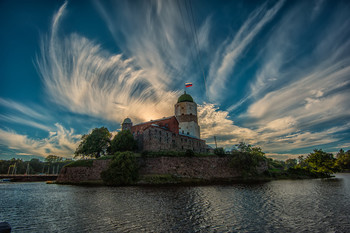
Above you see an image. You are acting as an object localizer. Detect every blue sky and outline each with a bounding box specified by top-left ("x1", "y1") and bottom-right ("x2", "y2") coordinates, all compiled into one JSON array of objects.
[{"x1": 1, "y1": 0, "x2": 349, "y2": 161}]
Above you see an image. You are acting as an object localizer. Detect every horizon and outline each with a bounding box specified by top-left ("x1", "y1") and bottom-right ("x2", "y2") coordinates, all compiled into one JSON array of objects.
[{"x1": 1, "y1": 0, "x2": 350, "y2": 161}]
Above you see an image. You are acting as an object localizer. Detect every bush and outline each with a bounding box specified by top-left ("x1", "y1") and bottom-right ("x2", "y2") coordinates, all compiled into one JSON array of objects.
[
  {"x1": 101, "y1": 152, "x2": 139, "y2": 185},
  {"x1": 185, "y1": 149, "x2": 195, "y2": 157},
  {"x1": 214, "y1": 147, "x2": 225, "y2": 157},
  {"x1": 230, "y1": 151, "x2": 266, "y2": 176}
]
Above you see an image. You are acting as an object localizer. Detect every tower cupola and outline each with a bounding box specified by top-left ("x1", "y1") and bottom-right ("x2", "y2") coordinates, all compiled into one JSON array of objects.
[
  {"x1": 122, "y1": 118, "x2": 133, "y2": 131},
  {"x1": 174, "y1": 91, "x2": 200, "y2": 138}
]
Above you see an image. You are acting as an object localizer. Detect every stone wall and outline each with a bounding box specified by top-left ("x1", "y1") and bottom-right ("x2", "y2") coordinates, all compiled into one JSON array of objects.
[
  {"x1": 139, "y1": 157, "x2": 240, "y2": 179},
  {"x1": 57, "y1": 157, "x2": 245, "y2": 184},
  {"x1": 57, "y1": 160, "x2": 110, "y2": 183}
]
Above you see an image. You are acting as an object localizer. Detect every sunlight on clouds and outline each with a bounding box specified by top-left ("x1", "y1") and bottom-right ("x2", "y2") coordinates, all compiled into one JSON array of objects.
[
  {"x1": 0, "y1": 123, "x2": 80, "y2": 158},
  {"x1": 37, "y1": 1, "x2": 181, "y2": 124},
  {"x1": 198, "y1": 103, "x2": 258, "y2": 147}
]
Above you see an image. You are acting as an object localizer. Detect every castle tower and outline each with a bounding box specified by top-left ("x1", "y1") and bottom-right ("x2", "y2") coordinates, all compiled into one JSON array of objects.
[
  {"x1": 121, "y1": 118, "x2": 133, "y2": 131},
  {"x1": 174, "y1": 91, "x2": 200, "y2": 138}
]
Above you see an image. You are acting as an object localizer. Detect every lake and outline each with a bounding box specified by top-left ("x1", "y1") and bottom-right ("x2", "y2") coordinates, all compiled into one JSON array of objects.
[{"x1": 1, "y1": 174, "x2": 350, "y2": 232}]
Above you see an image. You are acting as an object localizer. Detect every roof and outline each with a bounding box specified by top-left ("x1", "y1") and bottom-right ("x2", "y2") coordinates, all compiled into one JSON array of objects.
[
  {"x1": 133, "y1": 116, "x2": 177, "y2": 126},
  {"x1": 177, "y1": 93, "x2": 194, "y2": 103},
  {"x1": 122, "y1": 118, "x2": 132, "y2": 124}
]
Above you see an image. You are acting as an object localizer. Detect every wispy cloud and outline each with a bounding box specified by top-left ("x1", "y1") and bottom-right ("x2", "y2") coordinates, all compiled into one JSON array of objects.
[
  {"x1": 37, "y1": 1, "x2": 186, "y2": 124},
  {"x1": 0, "y1": 98, "x2": 47, "y2": 121},
  {"x1": 0, "y1": 98, "x2": 52, "y2": 131},
  {"x1": 0, "y1": 123, "x2": 80, "y2": 158},
  {"x1": 207, "y1": 0, "x2": 285, "y2": 102}
]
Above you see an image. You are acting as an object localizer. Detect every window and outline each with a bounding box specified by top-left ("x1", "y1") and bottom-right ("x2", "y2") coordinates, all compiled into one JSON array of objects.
[
  {"x1": 182, "y1": 130, "x2": 184, "y2": 134},
  {"x1": 187, "y1": 132, "x2": 189, "y2": 135}
]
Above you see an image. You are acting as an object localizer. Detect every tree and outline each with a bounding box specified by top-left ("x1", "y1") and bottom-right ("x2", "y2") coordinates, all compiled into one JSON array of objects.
[
  {"x1": 101, "y1": 151, "x2": 139, "y2": 185},
  {"x1": 230, "y1": 142, "x2": 267, "y2": 175},
  {"x1": 75, "y1": 127, "x2": 111, "y2": 158},
  {"x1": 109, "y1": 130, "x2": 137, "y2": 154},
  {"x1": 336, "y1": 149, "x2": 350, "y2": 170},
  {"x1": 214, "y1": 147, "x2": 225, "y2": 156},
  {"x1": 304, "y1": 149, "x2": 338, "y2": 175},
  {"x1": 45, "y1": 155, "x2": 62, "y2": 163},
  {"x1": 285, "y1": 158, "x2": 297, "y2": 169}
]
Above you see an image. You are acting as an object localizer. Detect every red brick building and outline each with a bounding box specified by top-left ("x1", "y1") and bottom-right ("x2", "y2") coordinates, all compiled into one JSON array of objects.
[{"x1": 121, "y1": 92, "x2": 210, "y2": 153}]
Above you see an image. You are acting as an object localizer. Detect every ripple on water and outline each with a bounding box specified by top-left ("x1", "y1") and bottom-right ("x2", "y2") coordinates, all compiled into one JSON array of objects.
[{"x1": 1, "y1": 175, "x2": 350, "y2": 232}]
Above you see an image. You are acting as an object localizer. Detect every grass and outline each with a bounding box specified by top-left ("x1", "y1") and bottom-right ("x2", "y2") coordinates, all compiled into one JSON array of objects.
[{"x1": 64, "y1": 159, "x2": 93, "y2": 168}]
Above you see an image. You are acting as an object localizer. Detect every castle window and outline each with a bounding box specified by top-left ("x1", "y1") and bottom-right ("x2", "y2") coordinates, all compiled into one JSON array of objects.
[{"x1": 187, "y1": 132, "x2": 189, "y2": 135}]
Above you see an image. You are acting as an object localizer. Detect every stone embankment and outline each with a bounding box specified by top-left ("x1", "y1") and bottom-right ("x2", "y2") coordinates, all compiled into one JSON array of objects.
[{"x1": 57, "y1": 157, "x2": 267, "y2": 184}]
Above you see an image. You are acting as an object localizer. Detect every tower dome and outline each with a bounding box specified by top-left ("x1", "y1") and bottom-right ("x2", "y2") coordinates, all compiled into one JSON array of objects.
[
  {"x1": 174, "y1": 92, "x2": 200, "y2": 138},
  {"x1": 122, "y1": 118, "x2": 132, "y2": 124},
  {"x1": 122, "y1": 118, "x2": 133, "y2": 131},
  {"x1": 177, "y1": 92, "x2": 194, "y2": 103}
]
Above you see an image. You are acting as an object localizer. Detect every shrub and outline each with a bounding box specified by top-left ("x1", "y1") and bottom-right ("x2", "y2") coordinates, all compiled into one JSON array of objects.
[
  {"x1": 101, "y1": 152, "x2": 139, "y2": 185},
  {"x1": 214, "y1": 147, "x2": 225, "y2": 157},
  {"x1": 185, "y1": 149, "x2": 195, "y2": 157}
]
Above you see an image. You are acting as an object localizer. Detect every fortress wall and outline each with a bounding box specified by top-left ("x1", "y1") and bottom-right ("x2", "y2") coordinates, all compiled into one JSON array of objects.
[
  {"x1": 57, "y1": 159, "x2": 110, "y2": 183},
  {"x1": 57, "y1": 157, "x2": 247, "y2": 184},
  {"x1": 138, "y1": 157, "x2": 241, "y2": 179}
]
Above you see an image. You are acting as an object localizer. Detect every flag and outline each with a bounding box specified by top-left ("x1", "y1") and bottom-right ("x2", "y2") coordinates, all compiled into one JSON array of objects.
[{"x1": 185, "y1": 83, "x2": 192, "y2": 88}]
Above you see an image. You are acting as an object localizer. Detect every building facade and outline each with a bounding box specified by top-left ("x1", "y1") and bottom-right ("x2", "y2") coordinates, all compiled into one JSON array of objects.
[{"x1": 121, "y1": 92, "x2": 209, "y2": 153}]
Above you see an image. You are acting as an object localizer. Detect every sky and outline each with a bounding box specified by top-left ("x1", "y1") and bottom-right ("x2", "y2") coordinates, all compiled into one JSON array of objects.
[{"x1": 1, "y1": 0, "x2": 350, "y2": 161}]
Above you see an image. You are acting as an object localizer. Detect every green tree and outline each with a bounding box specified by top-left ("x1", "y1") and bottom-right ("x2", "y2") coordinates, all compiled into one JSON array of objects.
[
  {"x1": 304, "y1": 149, "x2": 338, "y2": 176},
  {"x1": 230, "y1": 142, "x2": 267, "y2": 175},
  {"x1": 45, "y1": 155, "x2": 63, "y2": 163},
  {"x1": 101, "y1": 151, "x2": 139, "y2": 185},
  {"x1": 214, "y1": 147, "x2": 225, "y2": 156},
  {"x1": 285, "y1": 158, "x2": 297, "y2": 169},
  {"x1": 335, "y1": 149, "x2": 350, "y2": 170},
  {"x1": 75, "y1": 127, "x2": 111, "y2": 158},
  {"x1": 109, "y1": 130, "x2": 137, "y2": 154}
]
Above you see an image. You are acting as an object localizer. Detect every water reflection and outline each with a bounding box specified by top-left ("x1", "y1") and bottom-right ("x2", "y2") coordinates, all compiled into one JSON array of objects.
[{"x1": 1, "y1": 174, "x2": 350, "y2": 232}]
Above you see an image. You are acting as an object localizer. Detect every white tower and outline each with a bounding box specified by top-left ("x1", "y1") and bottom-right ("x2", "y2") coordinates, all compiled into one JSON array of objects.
[{"x1": 174, "y1": 92, "x2": 200, "y2": 138}]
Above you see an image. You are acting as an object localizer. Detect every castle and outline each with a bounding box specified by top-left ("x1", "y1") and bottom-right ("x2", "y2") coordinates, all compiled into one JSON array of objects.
[{"x1": 121, "y1": 92, "x2": 209, "y2": 153}]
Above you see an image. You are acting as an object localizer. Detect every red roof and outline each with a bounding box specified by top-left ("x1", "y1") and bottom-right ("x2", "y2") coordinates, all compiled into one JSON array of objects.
[{"x1": 131, "y1": 116, "x2": 179, "y2": 134}]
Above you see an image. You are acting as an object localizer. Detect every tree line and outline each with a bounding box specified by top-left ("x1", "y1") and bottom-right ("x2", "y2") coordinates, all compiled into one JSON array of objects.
[{"x1": 0, "y1": 155, "x2": 72, "y2": 175}]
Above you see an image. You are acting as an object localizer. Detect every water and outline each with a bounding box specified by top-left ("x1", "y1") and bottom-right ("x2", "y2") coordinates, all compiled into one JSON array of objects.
[{"x1": 1, "y1": 174, "x2": 350, "y2": 232}]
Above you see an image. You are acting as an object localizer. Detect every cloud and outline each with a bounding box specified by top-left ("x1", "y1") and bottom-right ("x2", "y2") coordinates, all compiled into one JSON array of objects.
[
  {"x1": 0, "y1": 98, "x2": 47, "y2": 121},
  {"x1": 198, "y1": 103, "x2": 259, "y2": 147},
  {"x1": 37, "y1": 1, "x2": 185, "y2": 124},
  {"x1": 199, "y1": 103, "x2": 350, "y2": 158},
  {"x1": 207, "y1": 0, "x2": 285, "y2": 102},
  {"x1": 0, "y1": 123, "x2": 81, "y2": 158},
  {"x1": 0, "y1": 98, "x2": 52, "y2": 131}
]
